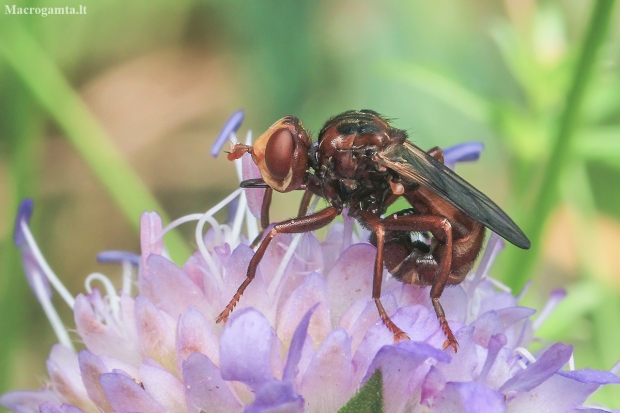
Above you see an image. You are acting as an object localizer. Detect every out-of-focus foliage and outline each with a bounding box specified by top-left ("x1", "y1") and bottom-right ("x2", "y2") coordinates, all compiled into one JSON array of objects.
[{"x1": 0, "y1": 0, "x2": 619, "y2": 408}]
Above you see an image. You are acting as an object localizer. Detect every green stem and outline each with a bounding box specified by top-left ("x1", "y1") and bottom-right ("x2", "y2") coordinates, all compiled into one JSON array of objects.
[
  {"x1": 0, "y1": 82, "x2": 42, "y2": 394},
  {"x1": 504, "y1": 0, "x2": 616, "y2": 288},
  {"x1": 0, "y1": 20, "x2": 191, "y2": 263}
]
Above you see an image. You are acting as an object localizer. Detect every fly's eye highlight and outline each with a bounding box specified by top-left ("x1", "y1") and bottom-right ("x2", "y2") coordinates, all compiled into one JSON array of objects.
[{"x1": 265, "y1": 128, "x2": 294, "y2": 180}]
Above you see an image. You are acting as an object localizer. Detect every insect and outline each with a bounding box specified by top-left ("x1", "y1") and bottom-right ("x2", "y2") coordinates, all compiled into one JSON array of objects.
[{"x1": 217, "y1": 109, "x2": 530, "y2": 352}]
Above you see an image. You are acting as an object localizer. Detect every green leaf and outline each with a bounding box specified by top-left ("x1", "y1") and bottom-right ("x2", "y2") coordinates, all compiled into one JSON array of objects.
[
  {"x1": 338, "y1": 369, "x2": 383, "y2": 413},
  {"x1": 502, "y1": 0, "x2": 617, "y2": 289}
]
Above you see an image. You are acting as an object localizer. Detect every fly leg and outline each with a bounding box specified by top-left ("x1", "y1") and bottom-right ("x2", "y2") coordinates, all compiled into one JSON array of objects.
[
  {"x1": 250, "y1": 188, "x2": 314, "y2": 248},
  {"x1": 250, "y1": 187, "x2": 273, "y2": 248},
  {"x1": 372, "y1": 212, "x2": 458, "y2": 352},
  {"x1": 216, "y1": 206, "x2": 340, "y2": 324},
  {"x1": 356, "y1": 211, "x2": 410, "y2": 342},
  {"x1": 297, "y1": 189, "x2": 313, "y2": 217}
]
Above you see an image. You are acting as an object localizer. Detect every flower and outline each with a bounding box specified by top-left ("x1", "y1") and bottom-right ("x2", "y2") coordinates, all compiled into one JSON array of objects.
[{"x1": 2, "y1": 112, "x2": 619, "y2": 413}]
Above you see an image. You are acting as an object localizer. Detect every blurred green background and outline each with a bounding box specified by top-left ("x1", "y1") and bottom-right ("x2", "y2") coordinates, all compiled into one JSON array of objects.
[{"x1": 1, "y1": 0, "x2": 619, "y2": 408}]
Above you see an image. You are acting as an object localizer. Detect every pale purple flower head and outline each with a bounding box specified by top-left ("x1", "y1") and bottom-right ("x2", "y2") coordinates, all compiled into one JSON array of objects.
[{"x1": 2, "y1": 114, "x2": 619, "y2": 413}]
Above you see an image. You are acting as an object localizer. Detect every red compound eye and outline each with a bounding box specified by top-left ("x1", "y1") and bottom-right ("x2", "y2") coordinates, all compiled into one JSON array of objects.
[{"x1": 264, "y1": 128, "x2": 294, "y2": 181}]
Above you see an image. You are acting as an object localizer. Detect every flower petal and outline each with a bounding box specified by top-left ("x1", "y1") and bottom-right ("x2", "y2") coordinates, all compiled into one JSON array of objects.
[
  {"x1": 455, "y1": 381, "x2": 505, "y2": 413},
  {"x1": 220, "y1": 307, "x2": 274, "y2": 390},
  {"x1": 433, "y1": 381, "x2": 505, "y2": 413},
  {"x1": 478, "y1": 333, "x2": 508, "y2": 383},
  {"x1": 436, "y1": 326, "x2": 478, "y2": 382},
  {"x1": 421, "y1": 366, "x2": 445, "y2": 407},
  {"x1": 245, "y1": 380, "x2": 304, "y2": 413},
  {"x1": 557, "y1": 368, "x2": 620, "y2": 384},
  {"x1": 0, "y1": 389, "x2": 59, "y2": 413},
  {"x1": 282, "y1": 304, "x2": 318, "y2": 382},
  {"x1": 500, "y1": 342, "x2": 572, "y2": 393},
  {"x1": 176, "y1": 306, "x2": 220, "y2": 372},
  {"x1": 134, "y1": 295, "x2": 177, "y2": 372},
  {"x1": 352, "y1": 305, "x2": 442, "y2": 386},
  {"x1": 183, "y1": 352, "x2": 242, "y2": 413},
  {"x1": 363, "y1": 341, "x2": 451, "y2": 413},
  {"x1": 280, "y1": 233, "x2": 324, "y2": 299},
  {"x1": 326, "y1": 243, "x2": 376, "y2": 326},
  {"x1": 144, "y1": 254, "x2": 214, "y2": 321},
  {"x1": 100, "y1": 372, "x2": 166, "y2": 413},
  {"x1": 505, "y1": 374, "x2": 600, "y2": 413},
  {"x1": 140, "y1": 211, "x2": 164, "y2": 272},
  {"x1": 301, "y1": 328, "x2": 353, "y2": 413},
  {"x1": 73, "y1": 293, "x2": 140, "y2": 365},
  {"x1": 340, "y1": 292, "x2": 397, "y2": 354},
  {"x1": 182, "y1": 251, "x2": 223, "y2": 310},
  {"x1": 39, "y1": 402, "x2": 89, "y2": 413},
  {"x1": 78, "y1": 350, "x2": 113, "y2": 412},
  {"x1": 277, "y1": 272, "x2": 330, "y2": 346},
  {"x1": 139, "y1": 363, "x2": 186, "y2": 413},
  {"x1": 47, "y1": 353, "x2": 95, "y2": 413},
  {"x1": 223, "y1": 244, "x2": 272, "y2": 322},
  {"x1": 242, "y1": 153, "x2": 265, "y2": 218},
  {"x1": 39, "y1": 402, "x2": 62, "y2": 413}
]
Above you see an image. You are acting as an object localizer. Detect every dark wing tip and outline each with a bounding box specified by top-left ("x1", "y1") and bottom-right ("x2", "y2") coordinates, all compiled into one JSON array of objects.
[{"x1": 516, "y1": 234, "x2": 531, "y2": 250}]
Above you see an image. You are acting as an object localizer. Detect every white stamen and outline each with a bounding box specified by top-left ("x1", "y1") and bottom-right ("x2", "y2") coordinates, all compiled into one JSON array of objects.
[
  {"x1": 220, "y1": 224, "x2": 233, "y2": 245},
  {"x1": 160, "y1": 213, "x2": 205, "y2": 239},
  {"x1": 269, "y1": 233, "x2": 303, "y2": 299},
  {"x1": 203, "y1": 215, "x2": 223, "y2": 246},
  {"x1": 611, "y1": 360, "x2": 620, "y2": 375},
  {"x1": 195, "y1": 188, "x2": 244, "y2": 282},
  {"x1": 487, "y1": 276, "x2": 512, "y2": 293},
  {"x1": 568, "y1": 352, "x2": 575, "y2": 371},
  {"x1": 230, "y1": 191, "x2": 248, "y2": 247},
  {"x1": 20, "y1": 221, "x2": 75, "y2": 308},
  {"x1": 84, "y1": 272, "x2": 120, "y2": 320},
  {"x1": 473, "y1": 232, "x2": 501, "y2": 285},
  {"x1": 516, "y1": 280, "x2": 532, "y2": 301},
  {"x1": 32, "y1": 269, "x2": 74, "y2": 350},
  {"x1": 342, "y1": 210, "x2": 353, "y2": 251},
  {"x1": 245, "y1": 203, "x2": 259, "y2": 244},
  {"x1": 533, "y1": 290, "x2": 566, "y2": 331},
  {"x1": 121, "y1": 260, "x2": 133, "y2": 296},
  {"x1": 514, "y1": 347, "x2": 537, "y2": 364},
  {"x1": 269, "y1": 196, "x2": 320, "y2": 300}
]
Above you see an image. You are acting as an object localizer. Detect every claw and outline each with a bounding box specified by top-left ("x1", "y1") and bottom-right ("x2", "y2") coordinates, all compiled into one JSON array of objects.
[
  {"x1": 442, "y1": 338, "x2": 458, "y2": 353},
  {"x1": 393, "y1": 331, "x2": 411, "y2": 343},
  {"x1": 438, "y1": 316, "x2": 458, "y2": 353},
  {"x1": 215, "y1": 311, "x2": 229, "y2": 324}
]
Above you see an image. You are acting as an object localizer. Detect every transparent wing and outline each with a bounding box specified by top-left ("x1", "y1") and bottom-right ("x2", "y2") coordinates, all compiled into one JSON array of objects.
[{"x1": 377, "y1": 141, "x2": 530, "y2": 249}]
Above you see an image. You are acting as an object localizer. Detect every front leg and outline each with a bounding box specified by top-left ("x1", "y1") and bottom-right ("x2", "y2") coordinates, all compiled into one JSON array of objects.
[
  {"x1": 250, "y1": 187, "x2": 273, "y2": 248},
  {"x1": 250, "y1": 187, "x2": 314, "y2": 248},
  {"x1": 217, "y1": 206, "x2": 340, "y2": 323}
]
